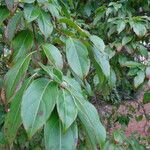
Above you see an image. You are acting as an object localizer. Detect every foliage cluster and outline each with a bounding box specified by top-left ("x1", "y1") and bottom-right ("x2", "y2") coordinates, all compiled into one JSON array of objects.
[{"x1": 0, "y1": 0, "x2": 150, "y2": 149}]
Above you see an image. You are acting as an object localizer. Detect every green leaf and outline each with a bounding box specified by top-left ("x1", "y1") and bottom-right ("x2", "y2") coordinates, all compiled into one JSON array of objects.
[
  {"x1": 89, "y1": 35, "x2": 105, "y2": 53},
  {"x1": 59, "y1": 0, "x2": 71, "y2": 18},
  {"x1": 104, "y1": 141, "x2": 115, "y2": 150},
  {"x1": 44, "y1": 113, "x2": 78, "y2": 150},
  {"x1": 134, "y1": 70, "x2": 145, "y2": 88},
  {"x1": 5, "y1": 0, "x2": 14, "y2": 11},
  {"x1": 66, "y1": 38, "x2": 90, "y2": 79},
  {"x1": 122, "y1": 36, "x2": 133, "y2": 46},
  {"x1": 143, "y1": 92, "x2": 150, "y2": 104},
  {"x1": 4, "y1": 77, "x2": 32, "y2": 144},
  {"x1": 57, "y1": 89, "x2": 77, "y2": 131},
  {"x1": 12, "y1": 30, "x2": 34, "y2": 61},
  {"x1": 37, "y1": 0, "x2": 48, "y2": 3},
  {"x1": 38, "y1": 10, "x2": 53, "y2": 38},
  {"x1": 47, "y1": 4, "x2": 60, "y2": 19},
  {"x1": 74, "y1": 98, "x2": 106, "y2": 149},
  {"x1": 5, "y1": 12, "x2": 22, "y2": 41},
  {"x1": 121, "y1": 61, "x2": 142, "y2": 68},
  {"x1": 63, "y1": 76, "x2": 84, "y2": 100},
  {"x1": 0, "y1": 6, "x2": 10, "y2": 25},
  {"x1": 59, "y1": 18, "x2": 89, "y2": 37},
  {"x1": 21, "y1": 78, "x2": 58, "y2": 138},
  {"x1": 132, "y1": 22, "x2": 147, "y2": 37},
  {"x1": 24, "y1": 4, "x2": 40, "y2": 22},
  {"x1": 109, "y1": 68, "x2": 116, "y2": 88},
  {"x1": 5, "y1": 53, "x2": 32, "y2": 101},
  {"x1": 20, "y1": 0, "x2": 35, "y2": 3},
  {"x1": 42, "y1": 43, "x2": 63, "y2": 69},
  {"x1": 39, "y1": 63, "x2": 63, "y2": 83},
  {"x1": 64, "y1": 77, "x2": 106, "y2": 149},
  {"x1": 92, "y1": 46, "x2": 110, "y2": 78},
  {"x1": 117, "y1": 20, "x2": 126, "y2": 34}
]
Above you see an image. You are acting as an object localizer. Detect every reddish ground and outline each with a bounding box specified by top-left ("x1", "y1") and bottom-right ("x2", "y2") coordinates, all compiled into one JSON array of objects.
[{"x1": 93, "y1": 99, "x2": 150, "y2": 138}]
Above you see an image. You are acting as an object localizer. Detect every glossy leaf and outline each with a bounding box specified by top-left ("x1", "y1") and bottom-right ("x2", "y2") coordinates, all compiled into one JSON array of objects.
[
  {"x1": 12, "y1": 30, "x2": 34, "y2": 61},
  {"x1": 66, "y1": 38, "x2": 90, "y2": 79},
  {"x1": 89, "y1": 35, "x2": 105, "y2": 53},
  {"x1": 38, "y1": 10, "x2": 53, "y2": 38},
  {"x1": 57, "y1": 89, "x2": 77, "y2": 130},
  {"x1": 4, "y1": 77, "x2": 32, "y2": 143},
  {"x1": 21, "y1": 78, "x2": 58, "y2": 138},
  {"x1": 42, "y1": 43, "x2": 63, "y2": 69},
  {"x1": 24, "y1": 4, "x2": 40, "y2": 22},
  {"x1": 44, "y1": 113, "x2": 78, "y2": 150},
  {"x1": 5, "y1": 53, "x2": 32, "y2": 101},
  {"x1": 5, "y1": 12, "x2": 22, "y2": 41}
]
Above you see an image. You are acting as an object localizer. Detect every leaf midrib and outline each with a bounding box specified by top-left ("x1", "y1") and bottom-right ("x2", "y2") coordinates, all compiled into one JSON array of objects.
[{"x1": 29, "y1": 80, "x2": 51, "y2": 136}]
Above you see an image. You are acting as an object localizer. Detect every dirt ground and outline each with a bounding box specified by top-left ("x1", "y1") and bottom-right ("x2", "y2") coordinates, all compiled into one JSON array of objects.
[{"x1": 92, "y1": 98, "x2": 150, "y2": 147}]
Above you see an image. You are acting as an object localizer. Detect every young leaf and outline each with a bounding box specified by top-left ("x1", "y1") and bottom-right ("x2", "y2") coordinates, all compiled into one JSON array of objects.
[
  {"x1": 134, "y1": 70, "x2": 145, "y2": 88},
  {"x1": 5, "y1": 12, "x2": 22, "y2": 41},
  {"x1": 66, "y1": 38, "x2": 90, "y2": 79},
  {"x1": 24, "y1": 4, "x2": 40, "y2": 22},
  {"x1": 4, "y1": 77, "x2": 32, "y2": 144},
  {"x1": 0, "y1": 6, "x2": 10, "y2": 25},
  {"x1": 89, "y1": 35, "x2": 105, "y2": 53},
  {"x1": 57, "y1": 89, "x2": 77, "y2": 131},
  {"x1": 42, "y1": 43, "x2": 63, "y2": 69},
  {"x1": 21, "y1": 78, "x2": 58, "y2": 138},
  {"x1": 44, "y1": 113, "x2": 78, "y2": 150},
  {"x1": 5, "y1": 53, "x2": 32, "y2": 101},
  {"x1": 38, "y1": 10, "x2": 53, "y2": 38},
  {"x1": 12, "y1": 30, "x2": 34, "y2": 61}
]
